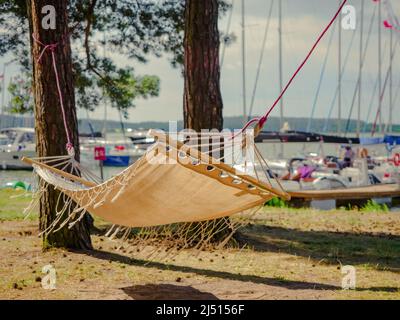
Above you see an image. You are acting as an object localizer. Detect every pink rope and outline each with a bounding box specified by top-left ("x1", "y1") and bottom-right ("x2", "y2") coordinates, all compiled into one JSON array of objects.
[
  {"x1": 241, "y1": 0, "x2": 348, "y2": 134},
  {"x1": 32, "y1": 33, "x2": 73, "y2": 152}
]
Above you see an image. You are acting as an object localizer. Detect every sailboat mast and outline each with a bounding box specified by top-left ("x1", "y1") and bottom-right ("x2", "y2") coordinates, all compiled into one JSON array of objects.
[
  {"x1": 220, "y1": 0, "x2": 235, "y2": 68},
  {"x1": 241, "y1": 0, "x2": 247, "y2": 125},
  {"x1": 388, "y1": 27, "x2": 393, "y2": 133},
  {"x1": 378, "y1": 0, "x2": 383, "y2": 134},
  {"x1": 102, "y1": 32, "x2": 107, "y2": 138},
  {"x1": 1, "y1": 64, "x2": 5, "y2": 129},
  {"x1": 357, "y1": 0, "x2": 364, "y2": 138},
  {"x1": 0, "y1": 60, "x2": 15, "y2": 129},
  {"x1": 337, "y1": 0, "x2": 342, "y2": 135},
  {"x1": 278, "y1": 0, "x2": 284, "y2": 130}
]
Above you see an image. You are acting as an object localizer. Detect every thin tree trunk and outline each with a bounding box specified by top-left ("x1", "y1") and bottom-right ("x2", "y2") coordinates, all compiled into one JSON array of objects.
[{"x1": 27, "y1": 0, "x2": 92, "y2": 250}]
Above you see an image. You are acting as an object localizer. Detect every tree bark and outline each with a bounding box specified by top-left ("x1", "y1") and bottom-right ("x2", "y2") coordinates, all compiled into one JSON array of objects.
[
  {"x1": 184, "y1": 0, "x2": 223, "y2": 131},
  {"x1": 183, "y1": 0, "x2": 232, "y2": 244},
  {"x1": 27, "y1": 0, "x2": 92, "y2": 250}
]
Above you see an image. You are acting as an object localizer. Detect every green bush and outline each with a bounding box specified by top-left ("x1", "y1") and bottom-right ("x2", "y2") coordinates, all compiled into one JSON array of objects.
[{"x1": 265, "y1": 197, "x2": 288, "y2": 208}]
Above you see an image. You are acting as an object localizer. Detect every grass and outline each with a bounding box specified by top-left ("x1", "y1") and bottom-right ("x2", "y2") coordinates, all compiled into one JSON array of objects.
[
  {"x1": 240, "y1": 207, "x2": 400, "y2": 270},
  {"x1": 0, "y1": 188, "x2": 399, "y2": 300},
  {"x1": 0, "y1": 189, "x2": 37, "y2": 221},
  {"x1": 265, "y1": 197, "x2": 289, "y2": 208},
  {"x1": 360, "y1": 200, "x2": 389, "y2": 213}
]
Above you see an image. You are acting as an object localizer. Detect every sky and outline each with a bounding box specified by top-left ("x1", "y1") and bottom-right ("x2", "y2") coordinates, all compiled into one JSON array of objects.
[{"x1": 1, "y1": 0, "x2": 400, "y2": 128}]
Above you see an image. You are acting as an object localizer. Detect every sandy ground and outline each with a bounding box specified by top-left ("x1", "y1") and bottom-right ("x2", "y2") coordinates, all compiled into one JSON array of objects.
[{"x1": 1, "y1": 206, "x2": 399, "y2": 300}]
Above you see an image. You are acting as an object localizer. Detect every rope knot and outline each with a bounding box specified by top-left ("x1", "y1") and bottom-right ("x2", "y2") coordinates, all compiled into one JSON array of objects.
[
  {"x1": 67, "y1": 144, "x2": 75, "y2": 157},
  {"x1": 32, "y1": 33, "x2": 59, "y2": 63},
  {"x1": 47, "y1": 43, "x2": 58, "y2": 52},
  {"x1": 258, "y1": 116, "x2": 267, "y2": 128}
]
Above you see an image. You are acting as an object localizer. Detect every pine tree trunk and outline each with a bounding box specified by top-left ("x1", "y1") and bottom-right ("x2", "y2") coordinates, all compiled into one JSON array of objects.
[
  {"x1": 184, "y1": 0, "x2": 223, "y2": 131},
  {"x1": 28, "y1": 0, "x2": 92, "y2": 250},
  {"x1": 183, "y1": 0, "x2": 231, "y2": 244}
]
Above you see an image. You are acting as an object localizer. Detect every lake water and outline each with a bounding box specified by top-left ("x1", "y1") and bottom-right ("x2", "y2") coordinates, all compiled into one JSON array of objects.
[
  {"x1": 0, "y1": 163, "x2": 125, "y2": 187},
  {"x1": 0, "y1": 138, "x2": 394, "y2": 187}
]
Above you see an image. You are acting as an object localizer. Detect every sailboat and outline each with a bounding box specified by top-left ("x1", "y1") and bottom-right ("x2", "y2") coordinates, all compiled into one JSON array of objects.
[{"x1": 0, "y1": 127, "x2": 36, "y2": 170}]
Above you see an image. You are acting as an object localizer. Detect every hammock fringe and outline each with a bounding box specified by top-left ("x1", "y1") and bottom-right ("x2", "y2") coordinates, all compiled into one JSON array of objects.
[
  {"x1": 25, "y1": 179, "x2": 261, "y2": 257},
  {"x1": 23, "y1": 132, "x2": 285, "y2": 254}
]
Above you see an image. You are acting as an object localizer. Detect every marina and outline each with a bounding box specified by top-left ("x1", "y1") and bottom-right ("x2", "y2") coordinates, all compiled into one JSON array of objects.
[{"x1": 1, "y1": 129, "x2": 400, "y2": 208}]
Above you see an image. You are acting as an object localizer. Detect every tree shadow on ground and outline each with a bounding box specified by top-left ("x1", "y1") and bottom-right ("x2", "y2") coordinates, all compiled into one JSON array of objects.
[
  {"x1": 121, "y1": 284, "x2": 219, "y2": 300},
  {"x1": 83, "y1": 249, "x2": 398, "y2": 294},
  {"x1": 85, "y1": 249, "x2": 339, "y2": 291},
  {"x1": 237, "y1": 224, "x2": 400, "y2": 271}
]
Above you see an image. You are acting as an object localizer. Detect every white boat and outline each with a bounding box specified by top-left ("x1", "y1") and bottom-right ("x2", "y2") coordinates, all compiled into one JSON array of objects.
[
  {"x1": 0, "y1": 128, "x2": 36, "y2": 170},
  {"x1": 80, "y1": 137, "x2": 146, "y2": 167},
  {"x1": 127, "y1": 130, "x2": 156, "y2": 151},
  {"x1": 257, "y1": 156, "x2": 388, "y2": 192}
]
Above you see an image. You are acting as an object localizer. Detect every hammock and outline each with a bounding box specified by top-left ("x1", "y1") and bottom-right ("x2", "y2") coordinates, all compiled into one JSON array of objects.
[
  {"x1": 25, "y1": 1, "x2": 346, "y2": 235},
  {"x1": 22, "y1": 130, "x2": 289, "y2": 232}
]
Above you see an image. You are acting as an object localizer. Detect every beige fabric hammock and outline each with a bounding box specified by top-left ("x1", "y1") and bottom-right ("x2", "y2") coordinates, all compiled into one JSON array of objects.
[{"x1": 22, "y1": 130, "x2": 289, "y2": 231}]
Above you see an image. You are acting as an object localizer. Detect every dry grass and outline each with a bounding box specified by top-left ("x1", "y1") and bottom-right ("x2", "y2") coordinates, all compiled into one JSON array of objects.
[{"x1": 0, "y1": 189, "x2": 399, "y2": 300}]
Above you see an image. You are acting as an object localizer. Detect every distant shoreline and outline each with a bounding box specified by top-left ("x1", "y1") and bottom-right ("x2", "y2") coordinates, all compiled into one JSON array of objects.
[{"x1": 1, "y1": 114, "x2": 399, "y2": 134}]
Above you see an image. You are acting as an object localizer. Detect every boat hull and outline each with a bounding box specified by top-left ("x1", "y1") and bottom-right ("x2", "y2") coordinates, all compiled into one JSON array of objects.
[
  {"x1": 103, "y1": 155, "x2": 131, "y2": 167},
  {"x1": 0, "y1": 151, "x2": 35, "y2": 170}
]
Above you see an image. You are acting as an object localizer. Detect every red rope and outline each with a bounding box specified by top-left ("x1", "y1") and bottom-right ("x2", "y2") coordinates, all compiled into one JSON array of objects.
[
  {"x1": 32, "y1": 33, "x2": 73, "y2": 153},
  {"x1": 242, "y1": 0, "x2": 348, "y2": 133}
]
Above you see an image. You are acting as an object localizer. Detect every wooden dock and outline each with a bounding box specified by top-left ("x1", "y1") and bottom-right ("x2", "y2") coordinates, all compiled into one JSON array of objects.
[{"x1": 289, "y1": 183, "x2": 400, "y2": 201}]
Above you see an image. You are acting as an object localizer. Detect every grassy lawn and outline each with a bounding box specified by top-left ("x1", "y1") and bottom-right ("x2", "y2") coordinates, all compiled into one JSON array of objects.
[
  {"x1": 0, "y1": 189, "x2": 37, "y2": 221},
  {"x1": 0, "y1": 188, "x2": 399, "y2": 300},
  {"x1": 240, "y1": 207, "x2": 400, "y2": 272}
]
